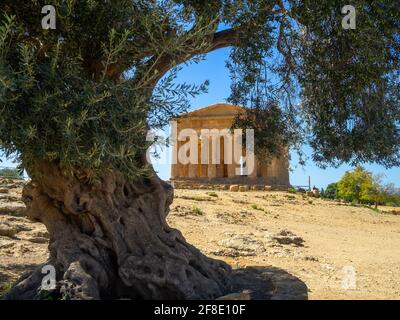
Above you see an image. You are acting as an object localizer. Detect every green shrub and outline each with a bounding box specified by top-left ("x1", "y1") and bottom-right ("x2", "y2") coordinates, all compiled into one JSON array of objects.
[
  {"x1": 192, "y1": 207, "x2": 204, "y2": 215},
  {"x1": 324, "y1": 183, "x2": 338, "y2": 199},
  {"x1": 287, "y1": 187, "x2": 296, "y2": 194}
]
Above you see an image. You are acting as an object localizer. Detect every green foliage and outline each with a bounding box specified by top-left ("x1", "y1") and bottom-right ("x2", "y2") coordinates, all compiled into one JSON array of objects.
[
  {"x1": 232, "y1": 101, "x2": 299, "y2": 164},
  {"x1": 0, "y1": 1, "x2": 399, "y2": 179},
  {"x1": 293, "y1": 0, "x2": 400, "y2": 168},
  {"x1": 0, "y1": 167, "x2": 22, "y2": 179},
  {"x1": 324, "y1": 183, "x2": 339, "y2": 199},
  {"x1": 287, "y1": 187, "x2": 296, "y2": 194},
  {"x1": 191, "y1": 206, "x2": 204, "y2": 215},
  {"x1": 229, "y1": 0, "x2": 400, "y2": 167},
  {"x1": 0, "y1": 1, "x2": 211, "y2": 178},
  {"x1": 338, "y1": 167, "x2": 373, "y2": 202},
  {"x1": 337, "y1": 167, "x2": 400, "y2": 207}
]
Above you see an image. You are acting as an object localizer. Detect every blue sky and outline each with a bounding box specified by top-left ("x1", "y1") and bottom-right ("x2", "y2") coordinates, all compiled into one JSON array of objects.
[{"x1": 1, "y1": 47, "x2": 399, "y2": 189}]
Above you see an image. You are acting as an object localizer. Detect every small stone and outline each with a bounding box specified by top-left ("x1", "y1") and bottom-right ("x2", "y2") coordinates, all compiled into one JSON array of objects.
[
  {"x1": 230, "y1": 185, "x2": 239, "y2": 192},
  {"x1": 239, "y1": 186, "x2": 249, "y2": 192}
]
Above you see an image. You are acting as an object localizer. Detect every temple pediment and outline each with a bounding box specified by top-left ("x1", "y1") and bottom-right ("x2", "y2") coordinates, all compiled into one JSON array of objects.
[{"x1": 180, "y1": 103, "x2": 243, "y2": 119}]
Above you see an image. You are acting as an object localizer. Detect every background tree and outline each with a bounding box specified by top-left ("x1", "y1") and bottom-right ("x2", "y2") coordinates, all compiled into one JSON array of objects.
[
  {"x1": 1, "y1": 1, "x2": 399, "y2": 299},
  {"x1": 337, "y1": 167, "x2": 390, "y2": 207},
  {"x1": 337, "y1": 167, "x2": 372, "y2": 203},
  {"x1": 324, "y1": 182, "x2": 338, "y2": 200}
]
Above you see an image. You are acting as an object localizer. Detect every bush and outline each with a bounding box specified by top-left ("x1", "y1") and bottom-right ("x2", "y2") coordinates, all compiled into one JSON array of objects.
[
  {"x1": 192, "y1": 207, "x2": 204, "y2": 216},
  {"x1": 324, "y1": 183, "x2": 338, "y2": 199},
  {"x1": 287, "y1": 187, "x2": 296, "y2": 194}
]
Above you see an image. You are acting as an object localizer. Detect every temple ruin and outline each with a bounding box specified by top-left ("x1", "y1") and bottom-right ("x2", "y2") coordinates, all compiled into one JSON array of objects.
[{"x1": 170, "y1": 103, "x2": 290, "y2": 188}]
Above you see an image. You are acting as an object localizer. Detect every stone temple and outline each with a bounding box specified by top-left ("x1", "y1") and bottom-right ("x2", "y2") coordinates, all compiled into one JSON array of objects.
[{"x1": 170, "y1": 103, "x2": 290, "y2": 188}]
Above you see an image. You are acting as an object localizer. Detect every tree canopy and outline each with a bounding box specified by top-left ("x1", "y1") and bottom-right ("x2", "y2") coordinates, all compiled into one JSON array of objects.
[
  {"x1": 336, "y1": 166, "x2": 400, "y2": 207},
  {"x1": 0, "y1": 0, "x2": 399, "y2": 178},
  {"x1": 324, "y1": 182, "x2": 338, "y2": 199}
]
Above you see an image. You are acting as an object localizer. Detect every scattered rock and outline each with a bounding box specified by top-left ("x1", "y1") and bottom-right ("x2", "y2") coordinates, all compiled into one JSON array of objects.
[
  {"x1": 171, "y1": 205, "x2": 205, "y2": 217},
  {"x1": 239, "y1": 186, "x2": 249, "y2": 192},
  {"x1": 213, "y1": 233, "x2": 265, "y2": 257},
  {"x1": 230, "y1": 185, "x2": 239, "y2": 192},
  {"x1": 304, "y1": 256, "x2": 319, "y2": 262},
  {"x1": 272, "y1": 230, "x2": 305, "y2": 247}
]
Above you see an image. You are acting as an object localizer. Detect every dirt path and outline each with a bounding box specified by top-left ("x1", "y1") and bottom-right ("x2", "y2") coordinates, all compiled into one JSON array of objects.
[{"x1": 1, "y1": 182, "x2": 400, "y2": 299}]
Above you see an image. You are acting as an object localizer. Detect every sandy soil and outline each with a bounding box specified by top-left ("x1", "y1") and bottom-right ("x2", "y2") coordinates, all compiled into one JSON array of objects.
[{"x1": 1, "y1": 182, "x2": 400, "y2": 299}]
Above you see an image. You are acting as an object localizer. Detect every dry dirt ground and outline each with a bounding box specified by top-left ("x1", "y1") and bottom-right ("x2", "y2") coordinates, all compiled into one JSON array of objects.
[{"x1": 1, "y1": 181, "x2": 400, "y2": 299}]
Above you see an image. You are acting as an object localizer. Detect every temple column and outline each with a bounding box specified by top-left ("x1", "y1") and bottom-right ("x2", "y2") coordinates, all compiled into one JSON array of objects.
[
  {"x1": 171, "y1": 138, "x2": 179, "y2": 179},
  {"x1": 260, "y1": 163, "x2": 269, "y2": 178},
  {"x1": 227, "y1": 136, "x2": 237, "y2": 177},
  {"x1": 188, "y1": 136, "x2": 199, "y2": 178},
  {"x1": 208, "y1": 164, "x2": 217, "y2": 179},
  {"x1": 227, "y1": 164, "x2": 236, "y2": 178},
  {"x1": 216, "y1": 136, "x2": 224, "y2": 177},
  {"x1": 277, "y1": 156, "x2": 289, "y2": 185},
  {"x1": 206, "y1": 136, "x2": 216, "y2": 179},
  {"x1": 266, "y1": 157, "x2": 278, "y2": 185},
  {"x1": 188, "y1": 164, "x2": 197, "y2": 178},
  {"x1": 249, "y1": 158, "x2": 258, "y2": 178}
]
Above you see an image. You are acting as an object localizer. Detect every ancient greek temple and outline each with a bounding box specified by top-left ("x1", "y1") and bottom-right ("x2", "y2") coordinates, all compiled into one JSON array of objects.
[{"x1": 170, "y1": 103, "x2": 290, "y2": 187}]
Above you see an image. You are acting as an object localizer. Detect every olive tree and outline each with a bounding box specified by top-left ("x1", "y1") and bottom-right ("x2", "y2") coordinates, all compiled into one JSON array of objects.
[{"x1": 1, "y1": 0, "x2": 398, "y2": 299}]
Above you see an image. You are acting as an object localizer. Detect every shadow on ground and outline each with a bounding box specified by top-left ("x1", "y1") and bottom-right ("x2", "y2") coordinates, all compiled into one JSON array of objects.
[
  {"x1": 1, "y1": 263, "x2": 307, "y2": 300},
  {"x1": 231, "y1": 266, "x2": 308, "y2": 300}
]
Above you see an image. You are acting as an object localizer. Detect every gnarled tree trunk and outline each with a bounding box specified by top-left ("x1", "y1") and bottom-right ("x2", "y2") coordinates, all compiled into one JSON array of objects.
[{"x1": 5, "y1": 162, "x2": 232, "y2": 300}]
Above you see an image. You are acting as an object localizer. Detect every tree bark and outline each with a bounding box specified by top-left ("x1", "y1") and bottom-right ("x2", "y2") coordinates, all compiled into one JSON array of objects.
[{"x1": 4, "y1": 161, "x2": 231, "y2": 300}]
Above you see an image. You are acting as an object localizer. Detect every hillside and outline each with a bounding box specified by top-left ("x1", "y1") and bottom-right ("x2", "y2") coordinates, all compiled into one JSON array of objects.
[{"x1": 1, "y1": 181, "x2": 400, "y2": 299}]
